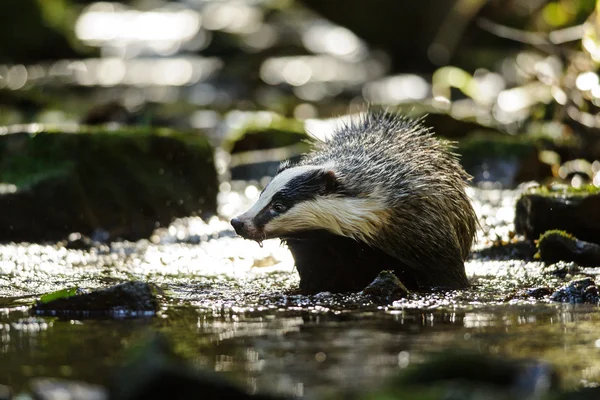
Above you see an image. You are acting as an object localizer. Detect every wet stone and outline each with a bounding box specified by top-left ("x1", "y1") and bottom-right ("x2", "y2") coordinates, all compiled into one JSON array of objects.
[
  {"x1": 110, "y1": 335, "x2": 276, "y2": 400},
  {"x1": 62, "y1": 232, "x2": 95, "y2": 251},
  {"x1": 515, "y1": 185, "x2": 600, "y2": 245},
  {"x1": 509, "y1": 286, "x2": 554, "y2": 301},
  {"x1": 33, "y1": 282, "x2": 159, "y2": 319},
  {"x1": 382, "y1": 352, "x2": 558, "y2": 399},
  {"x1": 550, "y1": 277, "x2": 600, "y2": 304},
  {"x1": 537, "y1": 230, "x2": 600, "y2": 267},
  {"x1": 362, "y1": 270, "x2": 409, "y2": 302}
]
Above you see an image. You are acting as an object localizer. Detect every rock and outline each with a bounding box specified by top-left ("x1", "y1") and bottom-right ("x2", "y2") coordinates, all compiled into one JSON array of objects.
[
  {"x1": 510, "y1": 286, "x2": 553, "y2": 301},
  {"x1": 550, "y1": 277, "x2": 599, "y2": 304},
  {"x1": 29, "y1": 378, "x2": 107, "y2": 400},
  {"x1": 109, "y1": 335, "x2": 276, "y2": 400},
  {"x1": 362, "y1": 270, "x2": 409, "y2": 302},
  {"x1": 515, "y1": 185, "x2": 600, "y2": 244},
  {"x1": 537, "y1": 230, "x2": 600, "y2": 267},
  {"x1": 379, "y1": 352, "x2": 558, "y2": 399},
  {"x1": 63, "y1": 232, "x2": 95, "y2": 251},
  {"x1": 33, "y1": 282, "x2": 159, "y2": 319},
  {"x1": 0, "y1": 125, "x2": 217, "y2": 242}
]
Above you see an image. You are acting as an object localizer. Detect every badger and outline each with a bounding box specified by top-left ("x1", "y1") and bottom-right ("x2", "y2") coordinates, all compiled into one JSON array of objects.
[{"x1": 231, "y1": 111, "x2": 477, "y2": 293}]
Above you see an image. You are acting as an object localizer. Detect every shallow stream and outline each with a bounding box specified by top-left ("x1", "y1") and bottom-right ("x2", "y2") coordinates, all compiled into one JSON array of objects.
[{"x1": 1, "y1": 186, "x2": 600, "y2": 397}]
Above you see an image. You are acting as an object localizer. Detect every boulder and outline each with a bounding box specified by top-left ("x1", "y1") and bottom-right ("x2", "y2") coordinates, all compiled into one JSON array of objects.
[
  {"x1": 515, "y1": 185, "x2": 600, "y2": 244},
  {"x1": 0, "y1": 125, "x2": 217, "y2": 242}
]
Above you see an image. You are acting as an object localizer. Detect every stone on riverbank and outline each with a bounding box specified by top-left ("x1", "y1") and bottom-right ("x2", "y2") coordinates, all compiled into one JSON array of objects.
[
  {"x1": 33, "y1": 281, "x2": 159, "y2": 318},
  {"x1": 515, "y1": 185, "x2": 600, "y2": 244},
  {"x1": 536, "y1": 230, "x2": 600, "y2": 267},
  {"x1": 362, "y1": 270, "x2": 409, "y2": 302},
  {"x1": 0, "y1": 125, "x2": 217, "y2": 242},
  {"x1": 550, "y1": 277, "x2": 599, "y2": 304}
]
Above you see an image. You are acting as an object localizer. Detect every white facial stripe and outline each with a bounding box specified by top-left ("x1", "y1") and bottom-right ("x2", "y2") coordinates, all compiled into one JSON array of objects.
[
  {"x1": 265, "y1": 195, "x2": 387, "y2": 243},
  {"x1": 244, "y1": 165, "x2": 324, "y2": 218}
]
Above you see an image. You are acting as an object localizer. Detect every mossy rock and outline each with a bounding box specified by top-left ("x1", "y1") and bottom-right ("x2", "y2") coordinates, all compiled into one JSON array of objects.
[
  {"x1": 33, "y1": 281, "x2": 159, "y2": 319},
  {"x1": 515, "y1": 185, "x2": 600, "y2": 244},
  {"x1": 536, "y1": 230, "x2": 600, "y2": 267},
  {"x1": 0, "y1": 125, "x2": 217, "y2": 242}
]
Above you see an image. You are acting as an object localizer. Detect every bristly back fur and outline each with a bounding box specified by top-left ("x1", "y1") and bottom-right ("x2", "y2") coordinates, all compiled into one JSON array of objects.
[{"x1": 295, "y1": 111, "x2": 477, "y2": 284}]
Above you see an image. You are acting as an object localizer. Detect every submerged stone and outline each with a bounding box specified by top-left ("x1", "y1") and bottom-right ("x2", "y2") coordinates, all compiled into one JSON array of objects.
[
  {"x1": 33, "y1": 281, "x2": 159, "y2": 318},
  {"x1": 110, "y1": 335, "x2": 277, "y2": 400},
  {"x1": 0, "y1": 125, "x2": 217, "y2": 242},
  {"x1": 550, "y1": 277, "x2": 599, "y2": 304},
  {"x1": 537, "y1": 230, "x2": 600, "y2": 267},
  {"x1": 372, "y1": 352, "x2": 558, "y2": 400},
  {"x1": 362, "y1": 270, "x2": 409, "y2": 302},
  {"x1": 515, "y1": 185, "x2": 600, "y2": 244}
]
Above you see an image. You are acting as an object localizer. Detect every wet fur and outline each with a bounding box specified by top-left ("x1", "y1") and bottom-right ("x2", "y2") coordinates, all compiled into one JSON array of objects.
[{"x1": 239, "y1": 111, "x2": 477, "y2": 292}]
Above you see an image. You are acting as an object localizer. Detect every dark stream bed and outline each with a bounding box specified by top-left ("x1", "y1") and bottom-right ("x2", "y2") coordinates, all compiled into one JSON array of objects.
[{"x1": 1, "y1": 187, "x2": 600, "y2": 398}]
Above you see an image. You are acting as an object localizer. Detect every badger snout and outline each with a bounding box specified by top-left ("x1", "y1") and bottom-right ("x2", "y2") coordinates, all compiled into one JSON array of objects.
[
  {"x1": 231, "y1": 215, "x2": 263, "y2": 241},
  {"x1": 230, "y1": 217, "x2": 244, "y2": 234},
  {"x1": 231, "y1": 217, "x2": 246, "y2": 237}
]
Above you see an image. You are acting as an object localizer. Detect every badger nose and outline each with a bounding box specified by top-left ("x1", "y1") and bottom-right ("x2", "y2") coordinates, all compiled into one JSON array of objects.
[{"x1": 230, "y1": 217, "x2": 245, "y2": 234}]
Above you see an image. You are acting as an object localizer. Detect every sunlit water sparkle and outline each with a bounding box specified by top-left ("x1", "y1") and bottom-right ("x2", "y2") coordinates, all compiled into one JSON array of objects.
[{"x1": 1, "y1": 185, "x2": 600, "y2": 397}]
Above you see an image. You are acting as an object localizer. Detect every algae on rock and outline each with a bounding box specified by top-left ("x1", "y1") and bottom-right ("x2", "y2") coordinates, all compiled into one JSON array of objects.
[
  {"x1": 515, "y1": 184, "x2": 600, "y2": 244},
  {"x1": 0, "y1": 125, "x2": 217, "y2": 242}
]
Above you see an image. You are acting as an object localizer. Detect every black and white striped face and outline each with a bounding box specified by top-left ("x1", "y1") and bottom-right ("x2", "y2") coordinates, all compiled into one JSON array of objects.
[{"x1": 231, "y1": 165, "x2": 339, "y2": 242}]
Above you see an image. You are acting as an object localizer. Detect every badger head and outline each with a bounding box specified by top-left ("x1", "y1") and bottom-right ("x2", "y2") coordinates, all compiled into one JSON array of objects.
[{"x1": 231, "y1": 164, "x2": 384, "y2": 244}]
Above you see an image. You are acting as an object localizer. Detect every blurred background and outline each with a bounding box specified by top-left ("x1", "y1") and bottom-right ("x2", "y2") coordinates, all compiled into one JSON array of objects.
[
  {"x1": 1, "y1": 0, "x2": 600, "y2": 191},
  {"x1": 3, "y1": 2, "x2": 600, "y2": 397}
]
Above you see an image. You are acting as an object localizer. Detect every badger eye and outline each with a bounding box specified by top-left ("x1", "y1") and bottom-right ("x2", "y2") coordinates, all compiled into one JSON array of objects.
[{"x1": 272, "y1": 202, "x2": 287, "y2": 213}]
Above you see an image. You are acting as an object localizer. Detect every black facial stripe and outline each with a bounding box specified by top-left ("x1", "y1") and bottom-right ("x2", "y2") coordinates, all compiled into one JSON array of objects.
[
  {"x1": 253, "y1": 169, "x2": 338, "y2": 229},
  {"x1": 275, "y1": 169, "x2": 338, "y2": 207},
  {"x1": 254, "y1": 205, "x2": 273, "y2": 230}
]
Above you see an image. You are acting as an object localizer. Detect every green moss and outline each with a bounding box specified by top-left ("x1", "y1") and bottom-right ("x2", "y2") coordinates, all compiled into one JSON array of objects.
[
  {"x1": 0, "y1": 126, "x2": 212, "y2": 189},
  {"x1": 535, "y1": 230, "x2": 576, "y2": 259},
  {"x1": 0, "y1": 125, "x2": 217, "y2": 241},
  {"x1": 537, "y1": 230, "x2": 576, "y2": 246},
  {"x1": 524, "y1": 184, "x2": 600, "y2": 197}
]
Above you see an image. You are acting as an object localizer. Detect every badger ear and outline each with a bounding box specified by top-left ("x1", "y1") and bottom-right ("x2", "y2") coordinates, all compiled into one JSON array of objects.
[{"x1": 322, "y1": 170, "x2": 338, "y2": 193}]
